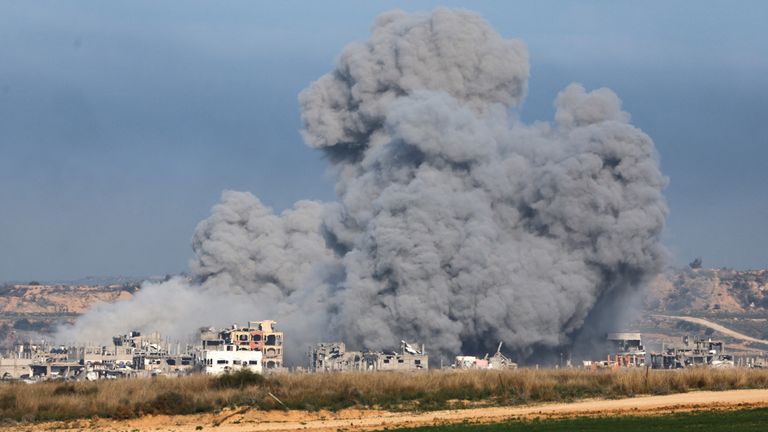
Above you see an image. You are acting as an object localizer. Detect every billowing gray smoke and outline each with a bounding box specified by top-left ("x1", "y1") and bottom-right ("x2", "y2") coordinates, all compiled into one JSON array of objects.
[{"x1": 57, "y1": 9, "x2": 667, "y2": 363}]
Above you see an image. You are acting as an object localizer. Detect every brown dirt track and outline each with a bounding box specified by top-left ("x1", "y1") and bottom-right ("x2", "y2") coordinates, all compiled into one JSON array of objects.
[{"x1": 4, "y1": 388, "x2": 768, "y2": 432}]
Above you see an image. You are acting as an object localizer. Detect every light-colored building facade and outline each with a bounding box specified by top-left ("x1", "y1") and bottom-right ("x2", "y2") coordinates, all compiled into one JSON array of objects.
[
  {"x1": 201, "y1": 348, "x2": 262, "y2": 375},
  {"x1": 200, "y1": 320, "x2": 284, "y2": 370},
  {"x1": 309, "y1": 340, "x2": 428, "y2": 372}
]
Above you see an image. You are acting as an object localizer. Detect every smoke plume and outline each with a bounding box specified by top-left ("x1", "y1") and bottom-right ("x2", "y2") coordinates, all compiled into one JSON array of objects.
[{"x1": 58, "y1": 9, "x2": 667, "y2": 363}]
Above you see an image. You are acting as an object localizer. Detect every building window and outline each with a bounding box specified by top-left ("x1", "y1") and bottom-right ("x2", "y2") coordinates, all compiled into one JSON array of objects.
[
  {"x1": 217, "y1": 360, "x2": 228, "y2": 365},
  {"x1": 248, "y1": 360, "x2": 259, "y2": 365}
]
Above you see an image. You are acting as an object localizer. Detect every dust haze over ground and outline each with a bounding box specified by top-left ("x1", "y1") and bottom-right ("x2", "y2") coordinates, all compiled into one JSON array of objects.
[{"x1": 57, "y1": 8, "x2": 667, "y2": 364}]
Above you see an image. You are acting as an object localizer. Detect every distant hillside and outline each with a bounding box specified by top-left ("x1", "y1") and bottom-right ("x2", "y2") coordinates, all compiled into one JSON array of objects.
[
  {"x1": 1, "y1": 269, "x2": 766, "y2": 352},
  {"x1": 0, "y1": 283, "x2": 137, "y2": 315},
  {"x1": 646, "y1": 268, "x2": 768, "y2": 314},
  {"x1": 0, "y1": 282, "x2": 140, "y2": 346}
]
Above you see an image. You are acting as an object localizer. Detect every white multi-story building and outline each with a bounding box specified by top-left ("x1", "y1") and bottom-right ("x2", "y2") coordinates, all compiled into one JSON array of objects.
[{"x1": 201, "y1": 347, "x2": 262, "y2": 375}]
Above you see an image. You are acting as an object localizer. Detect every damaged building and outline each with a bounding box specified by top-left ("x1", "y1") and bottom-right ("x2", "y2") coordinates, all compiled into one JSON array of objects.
[
  {"x1": 650, "y1": 335, "x2": 734, "y2": 369},
  {"x1": 453, "y1": 342, "x2": 518, "y2": 370},
  {"x1": 309, "y1": 340, "x2": 428, "y2": 372},
  {"x1": 199, "y1": 320, "x2": 283, "y2": 374},
  {"x1": 2, "y1": 331, "x2": 195, "y2": 381},
  {"x1": 582, "y1": 332, "x2": 647, "y2": 369}
]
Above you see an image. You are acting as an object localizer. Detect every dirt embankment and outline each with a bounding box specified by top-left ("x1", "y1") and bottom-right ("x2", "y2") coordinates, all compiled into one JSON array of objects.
[
  {"x1": 654, "y1": 314, "x2": 768, "y2": 346},
  {"x1": 0, "y1": 284, "x2": 134, "y2": 315},
  {"x1": 6, "y1": 389, "x2": 768, "y2": 432}
]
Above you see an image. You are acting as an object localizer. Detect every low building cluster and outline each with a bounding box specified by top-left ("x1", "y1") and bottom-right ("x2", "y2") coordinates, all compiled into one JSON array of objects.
[
  {"x1": 199, "y1": 320, "x2": 284, "y2": 374},
  {"x1": 650, "y1": 335, "x2": 734, "y2": 369},
  {"x1": 582, "y1": 332, "x2": 647, "y2": 369},
  {"x1": 453, "y1": 342, "x2": 518, "y2": 370},
  {"x1": 5, "y1": 320, "x2": 765, "y2": 382},
  {"x1": 308, "y1": 340, "x2": 428, "y2": 372},
  {"x1": 0, "y1": 321, "x2": 284, "y2": 381},
  {"x1": 0, "y1": 331, "x2": 194, "y2": 381},
  {"x1": 581, "y1": 333, "x2": 754, "y2": 370}
]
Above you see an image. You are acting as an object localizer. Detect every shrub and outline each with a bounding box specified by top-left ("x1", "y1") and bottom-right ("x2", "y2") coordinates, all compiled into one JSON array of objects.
[
  {"x1": 144, "y1": 391, "x2": 189, "y2": 415},
  {"x1": 52, "y1": 383, "x2": 98, "y2": 396},
  {"x1": 214, "y1": 369, "x2": 266, "y2": 389}
]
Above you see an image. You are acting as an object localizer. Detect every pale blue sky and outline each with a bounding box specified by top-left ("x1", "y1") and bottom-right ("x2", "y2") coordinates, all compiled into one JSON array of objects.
[{"x1": 1, "y1": 1, "x2": 766, "y2": 281}]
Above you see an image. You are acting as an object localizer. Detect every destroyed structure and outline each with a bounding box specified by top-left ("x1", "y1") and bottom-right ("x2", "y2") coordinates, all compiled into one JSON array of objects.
[
  {"x1": 454, "y1": 342, "x2": 518, "y2": 370},
  {"x1": 0, "y1": 319, "x2": 283, "y2": 381},
  {"x1": 199, "y1": 320, "x2": 283, "y2": 373},
  {"x1": 309, "y1": 340, "x2": 428, "y2": 372},
  {"x1": 0, "y1": 332, "x2": 194, "y2": 381},
  {"x1": 650, "y1": 335, "x2": 734, "y2": 369},
  {"x1": 1, "y1": 342, "x2": 39, "y2": 380},
  {"x1": 201, "y1": 349, "x2": 262, "y2": 375},
  {"x1": 6, "y1": 320, "x2": 763, "y2": 382},
  {"x1": 582, "y1": 332, "x2": 647, "y2": 369}
]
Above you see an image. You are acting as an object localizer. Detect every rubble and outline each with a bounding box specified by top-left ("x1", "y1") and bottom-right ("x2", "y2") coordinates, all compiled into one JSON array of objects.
[
  {"x1": 650, "y1": 335, "x2": 734, "y2": 369},
  {"x1": 5, "y1": 319, "x2": 765, "y2": 383},
  {"x1": 0, "y1": 319, "x2": 283, "y2": 380},
  {"x1": 454, "y1": 342, "x2": 518, "y2": 370},
  {"x1": 584, "y1": 332, "x2": 648, "y2": 369},
  {"x1": 309, "y1": 340, "x2": 428, "y2": 372},
  {"x1": 199, "y1": 320, "x2": 284, "y2": 374}
]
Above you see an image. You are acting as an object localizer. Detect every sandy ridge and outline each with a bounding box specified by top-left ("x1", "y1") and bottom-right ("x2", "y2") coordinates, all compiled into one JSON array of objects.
[{"x1": 654, "y1": 314, "x2": 768, "y2": 345}]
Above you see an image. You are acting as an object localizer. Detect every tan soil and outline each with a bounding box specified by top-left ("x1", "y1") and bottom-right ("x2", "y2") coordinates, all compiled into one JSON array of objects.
[
  {"x1": 654, "y1": 314, "x2": 768, "y2": 345},
  {"x1": 0, "y1": 284, "x2": 134, "y2": 315},
  {"x1": 5, "y1": 389, "x2": 768, "y2": 432}
]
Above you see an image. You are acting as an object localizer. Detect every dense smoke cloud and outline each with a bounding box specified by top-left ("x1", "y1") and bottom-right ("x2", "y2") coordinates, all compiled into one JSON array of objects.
[{"x1": 58, "y1": 8, "x2": 667, "y2": 363}]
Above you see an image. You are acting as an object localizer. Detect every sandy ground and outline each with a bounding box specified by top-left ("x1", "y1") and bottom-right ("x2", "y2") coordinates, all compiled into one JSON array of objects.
[
  {"x1": 654, "y1": 314, "x2": 768, "y2": 345},
  {"x1": 5, "y1": 389, "x2": 768, "y2": 432}
]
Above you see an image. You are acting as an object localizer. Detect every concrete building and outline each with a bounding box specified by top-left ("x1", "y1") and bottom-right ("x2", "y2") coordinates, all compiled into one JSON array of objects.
[
  {"x1": 201, "y1": 349, "x2": 262, "y2": 375},
  {"x1": 0, "y1": 357, "x2": 32, "y2": 380},
  {"x1": 607, "y1": 332, "x2": 646, "y2": 367},
  {"x1": 582, "y1": 332, "x2": 647, "y2": 369},
  {"x1": 1, "y1": 330, "x2": 197, "y2": 381},
  {"x1": 199, "y1": 320, "x2": 283, "y2": 371},
  {"x1": 650, "y1": 335, "x2": 734, "y2": 369},
  {"x1": 309, "y1": 340, "x2": 428, "y2": 372},
  {"x1": 453, "y1": 342, "x2": 517, "y2": 370}
]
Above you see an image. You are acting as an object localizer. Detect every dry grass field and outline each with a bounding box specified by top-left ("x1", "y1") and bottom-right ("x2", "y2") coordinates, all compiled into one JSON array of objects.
[{"x1": 1, "y1": 368, "x2": 768, "y2": 423}]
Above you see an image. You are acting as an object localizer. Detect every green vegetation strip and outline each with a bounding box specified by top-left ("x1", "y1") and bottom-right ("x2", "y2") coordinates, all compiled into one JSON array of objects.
[{"x1": 384, "y1": 408, "x2": 768, "y2": 431}]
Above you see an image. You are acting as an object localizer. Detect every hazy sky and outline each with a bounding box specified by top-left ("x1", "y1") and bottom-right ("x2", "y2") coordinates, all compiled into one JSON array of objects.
[{"x1": 1, "y1": 1, "x2": 766, "y2": 281}]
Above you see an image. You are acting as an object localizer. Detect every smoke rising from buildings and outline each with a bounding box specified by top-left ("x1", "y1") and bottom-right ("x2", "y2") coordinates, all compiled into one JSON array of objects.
[{"x1": 57, "y1": 8, "x2": 667, "y2": 363}]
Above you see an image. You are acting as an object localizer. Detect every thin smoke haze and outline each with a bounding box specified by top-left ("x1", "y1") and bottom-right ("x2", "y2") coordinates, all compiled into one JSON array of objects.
[{"x1": 57, "y1": 8, "x2": 667, "y2": 364}]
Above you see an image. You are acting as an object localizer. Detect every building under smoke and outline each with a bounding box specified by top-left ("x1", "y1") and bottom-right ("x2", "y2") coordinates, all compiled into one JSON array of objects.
[
  {"x1": 57, "y1": 8, "x2": 668, "y2": 365},
  {"x1": 200, "y1": 320, "x2": 284, "y2": 371},
  {"x1": 582, "y1": 332, "x2": 647, "y2": 369},
  {"x1": 309, "y1": 340, "x2": 428, "y2": 372},
  {"x1": 650, "y1": 336, "x2": 734, "y2": 369},
  {"x1": 454, "y1": 342, "x2": 518, "y2": 370}
]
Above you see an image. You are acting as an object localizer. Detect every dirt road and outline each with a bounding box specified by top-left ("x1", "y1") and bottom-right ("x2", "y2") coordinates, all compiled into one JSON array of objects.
[
  {"x1": 654, "y1": 314, "x2": 768, "y2": 345},
  {"x1": 11, "y1": 389, "x2": 768, "y2": 432}
]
